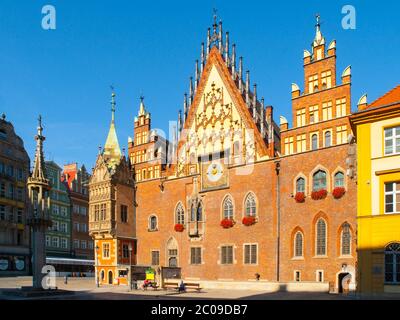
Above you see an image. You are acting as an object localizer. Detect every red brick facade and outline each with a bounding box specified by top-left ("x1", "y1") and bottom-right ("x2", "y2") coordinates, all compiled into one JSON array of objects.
[{"x1": 91, "y1": 18, "x2": 357, "y2": 291}]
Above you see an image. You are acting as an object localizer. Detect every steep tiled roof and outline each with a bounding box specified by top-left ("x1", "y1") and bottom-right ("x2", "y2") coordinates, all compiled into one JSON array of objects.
[{"x1": 369, "y1": 85, "x2": 400, "y2": 108}]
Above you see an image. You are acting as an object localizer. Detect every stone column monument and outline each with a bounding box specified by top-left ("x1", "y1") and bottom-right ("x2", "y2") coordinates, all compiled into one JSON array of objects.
[{"x1": 26, "y1": 116, "x2": 52, "y2": 289}]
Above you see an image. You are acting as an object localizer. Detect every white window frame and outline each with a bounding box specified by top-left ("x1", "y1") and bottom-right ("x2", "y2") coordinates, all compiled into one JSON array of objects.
[
  {"x1": 103, "y1": 243, "x2": 110, "y2": 259},
  {"x1": 243, "y1": 243, "x2": 258, "y2": 265},
  {"x1": 316, "y1": 270, "x2": 324, "y2": 282},
  {"x1": 384, "y1": 126, "x2": 400, "y2": 156},
  {"x1": 385, "y1": 182, "x2": 400, "y2": 214}
]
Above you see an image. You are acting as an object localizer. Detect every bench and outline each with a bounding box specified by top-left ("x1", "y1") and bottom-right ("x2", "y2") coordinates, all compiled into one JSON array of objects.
[
  {"x1": 143, "y1": 282, "x2": 159, "y2": 291},
  {"x1": 163, "y1": 282, "x2": 179, "y2": 291},
  {"x1": 184, "y1": 282, "x2": 202, "y2": 292}
]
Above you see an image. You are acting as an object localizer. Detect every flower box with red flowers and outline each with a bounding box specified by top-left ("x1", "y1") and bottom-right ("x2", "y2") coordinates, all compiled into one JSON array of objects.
[
  {"x1": 311, "y1": 189, "x2": 328, "y2": 200},
  {"x1": 294, "y1": 192, "x2": 306, "y2": 203},
  {"x1": 174, "y1": 224, "x2": 185, "y2": 232},
  {"x1": 242, "y1": 216, "x2": 257, "y2": 226},
  {"x1": 220, "y1": 218, "x2": 235, "y2": 229},
  {"x1": 332, "y1": 187, "x2": 346, "y2": 199}
]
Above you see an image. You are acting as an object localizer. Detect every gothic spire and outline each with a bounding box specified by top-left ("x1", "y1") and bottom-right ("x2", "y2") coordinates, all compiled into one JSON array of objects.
[
  {"x1": 103, "y1": 90, "x2": 122, "y2": 168},
  {"x1": 313, "y1": 14, "x2": 325, "y2": 47},
  {"x1": 31, "y1": 115, "x2": 48, "y2": 182}
]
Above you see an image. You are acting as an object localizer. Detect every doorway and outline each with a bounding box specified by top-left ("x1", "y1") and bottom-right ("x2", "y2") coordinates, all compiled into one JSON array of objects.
[
  {"x1": 108, "y1": 271, "x2": 113, "y2": 285},
  {"x1": 338, "y1": 272, "x2": 350, "y2": 293}
]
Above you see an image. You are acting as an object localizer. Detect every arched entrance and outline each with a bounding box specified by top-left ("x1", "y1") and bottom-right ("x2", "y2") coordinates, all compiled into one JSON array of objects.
[
  {"x1": 100, "y1": 270, "x2": 105, "y2": 282},
  {"x1": 108, "y1": 271, "x2": 113, "y2": 285},
  {"x1": 338, "y1": 272, "x2": 350, "y2": 293}
]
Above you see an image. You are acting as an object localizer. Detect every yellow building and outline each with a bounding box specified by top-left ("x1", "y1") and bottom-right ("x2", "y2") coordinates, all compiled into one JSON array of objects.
[{"x1": 351, "y1": 85, "x2": 400, "y2": 294}]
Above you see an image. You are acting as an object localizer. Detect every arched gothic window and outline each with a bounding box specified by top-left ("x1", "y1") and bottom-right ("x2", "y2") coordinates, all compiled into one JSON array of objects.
[
  {"x1": 341, "y1": 223, "x2": 351, "y2": 256},
  {"x1": 223, "y1": 196, "x2": 234, "y2": 219},
  {"x1": 316, "y1": 218, "x2": 327, "y2": 256},
  {"x1": 245, "y1": 193, "x2": 257, "y2": 217},
  {"x1": 334, "y1": 172, "x2": 345, "y2": 188},
  {"x1": 175, "y1": 203, "x2": 185, "y2": 225},
  {"x1": 313, "y1": 170, "x2": 327, "y2": 191},
  {"x1": 296, "y1": 177, "x2": 305, "y2": 193},
  {"x1": 385, "y1": 243, "x2": 400, "y2": 284},
  {"x1": 294, "y1": 232, "x2": 303, "y2": 257}
]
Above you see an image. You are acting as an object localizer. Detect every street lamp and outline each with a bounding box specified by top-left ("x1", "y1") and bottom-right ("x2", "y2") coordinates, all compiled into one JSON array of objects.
[
  {"x1": 128, "y1": 242, "x2": 133, "y2": 291},
  {"x1": 95, "y1": 245, "x2": 100, "y2": 288}
]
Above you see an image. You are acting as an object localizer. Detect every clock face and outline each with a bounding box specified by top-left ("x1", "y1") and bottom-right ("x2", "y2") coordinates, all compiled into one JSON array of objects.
[{"x1": 206, "y1": 162, "x2": 224, "y2": 182}]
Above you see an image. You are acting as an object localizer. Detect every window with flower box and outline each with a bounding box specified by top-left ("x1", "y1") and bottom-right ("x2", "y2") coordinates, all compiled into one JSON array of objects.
[
  {"x1": 223, "y1": 197, "x2": 234, "y2": 220},
  {"x1": 245, "y1": 193, "x2": 256, "y2": 217},
  {"x1": 313, "y1": 170, "x2": 327, "y2": 191}
]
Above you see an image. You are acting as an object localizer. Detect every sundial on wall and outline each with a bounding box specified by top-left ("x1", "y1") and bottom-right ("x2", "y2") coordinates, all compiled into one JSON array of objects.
[{"x1": 201, "y1": 156, "x2": 229, "y2": 191}]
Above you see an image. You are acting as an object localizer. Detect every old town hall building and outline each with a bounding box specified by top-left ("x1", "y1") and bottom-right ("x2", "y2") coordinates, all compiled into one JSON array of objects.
[{"x1": 89, "y1": 16, "x2": 357, "y2": 292}]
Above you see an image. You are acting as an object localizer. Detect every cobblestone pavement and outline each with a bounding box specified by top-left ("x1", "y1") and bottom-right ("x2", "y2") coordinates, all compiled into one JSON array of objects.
[{"x1": 0, "y1": 277, "x2": 398, "y2": 300}]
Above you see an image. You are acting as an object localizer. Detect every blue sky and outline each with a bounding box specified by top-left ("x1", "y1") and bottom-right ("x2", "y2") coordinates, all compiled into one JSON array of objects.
[{"x1": 1, "y1": 0, "x2": 399, "y2": 170}]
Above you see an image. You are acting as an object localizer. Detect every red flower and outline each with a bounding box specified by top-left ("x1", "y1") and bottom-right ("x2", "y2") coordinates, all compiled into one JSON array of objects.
[
  {"x1": 242, "y1": 216, "x2": 257, "y2": 226},
  {"x1": 332, "y1": 187, "x2": 346, "y2": 199},
  {"x1": 174, "y1": 224, "x2": 185, "y2": 232},
  {"x1": 220, "y1": 218, "x2": 235, "y2": 229},
  {"x1": 311, "y1": 189, "x2": 328, "y2": 200},
  {"x1": 295, "y1": 192, "x2": 305, "y2": 203}
]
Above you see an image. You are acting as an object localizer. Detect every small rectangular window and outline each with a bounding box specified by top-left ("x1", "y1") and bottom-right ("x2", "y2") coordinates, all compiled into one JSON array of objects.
[
  {"x1": 384, "y1": 127, "x2": 400, "y2": 155},
  {"x1": 317, "y1": 271, "x2": 324, "y2": 282},
  {"x1": 221, "y1": 246, "x2": 233, "y2": 265},
  {"x1": 244, "y1": 244, "x2": 257, "y2": 264},
  {"x1": 151, "y1": 250, "x2": 160, "y2": 266},
  {"x1": 103, "y1": 243, "x2": 110, "y2": 258},
  {"x1": 295, "y1": 271, "x2": 301, "y2": 282},
  {"x1": 385, "y1": 182, "x2": 400, "y2": 214},
  {"x1": 190, "y1": 247, "x2": 202, "y2": 265},
  {"x1": 121, "y1": 205, "x2": 128, "y2": 223}
]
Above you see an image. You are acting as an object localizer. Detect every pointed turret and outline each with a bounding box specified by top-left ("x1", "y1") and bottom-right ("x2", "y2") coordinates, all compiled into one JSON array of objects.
[
  {"x1": 103, "y1": 91, "x2": 122, "y2": 169},
  {"x1": 313, "y1": 14, "x2": 325, "y2": 47},
  {"x1": 31, "y1": 115, "x2": 48, "y2": 183}
]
